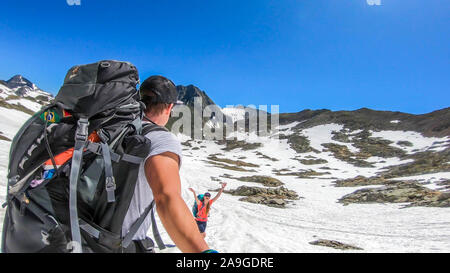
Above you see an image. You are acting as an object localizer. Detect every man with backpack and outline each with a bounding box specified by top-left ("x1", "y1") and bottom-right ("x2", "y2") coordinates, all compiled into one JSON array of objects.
[
  {"x1": 188, "y1": 182, "x2": 227, "y2": 238},
  {"x1": 122, "y1": 75, "x2": 214, "y2": 253},
  {"x1": 1, "y1": 61, "x2": 214, "y2": 253}
]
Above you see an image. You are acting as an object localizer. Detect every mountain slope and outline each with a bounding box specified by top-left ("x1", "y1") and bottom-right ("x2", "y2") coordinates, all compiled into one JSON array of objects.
[
  {"x1": 170, "y1": 122, "x2": 449, "y2": 252},
  {"x1": 276, "y1": 107, "x2": 450, "y2": 137},
  {"x1": 0, "y1": 78, "x2": 449, "y2": 252},
  {"x1": 0, "y1": 75, "x2": 53, "y2": 112},
  {"x1": 165, "y1": 85, "x2": 450, "y2": 252},
  {"x1": 0, "y1": 75, "x2": 53, "y2": 142}
]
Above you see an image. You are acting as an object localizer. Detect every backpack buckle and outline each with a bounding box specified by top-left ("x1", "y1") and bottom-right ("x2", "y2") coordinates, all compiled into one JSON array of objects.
[
  {"x1": 105, "y1": 177, "x2": 116, "y2": 203},
  {"x1": 8, "y1": 176, "x2": 19, "y2": 185},
  {"x1": 75, "y1": 118, "x2": 89, "y2": 142},
  {"x1": 105, "y1": 177, "x2": 116, "y2": 190}
]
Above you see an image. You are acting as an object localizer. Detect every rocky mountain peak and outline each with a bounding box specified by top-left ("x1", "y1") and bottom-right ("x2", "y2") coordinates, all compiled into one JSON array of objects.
[
  {"x1": 176, "y1": 84, "x2": 216, "y2": 108},
  {"x1": 6, "y1": 75, "x2": 36, "y2": 90},
  {"x1": 0, "y1": 75, "x2": 53, "y2": 114},
  {"x1": 2, "y1": 74, "x2": 48, "y2": 97}
]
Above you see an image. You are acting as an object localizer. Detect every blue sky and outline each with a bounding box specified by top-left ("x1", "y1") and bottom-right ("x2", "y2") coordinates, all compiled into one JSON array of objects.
[{"x1": 0, "y1": 0, "x2": 448, "y2": 114}]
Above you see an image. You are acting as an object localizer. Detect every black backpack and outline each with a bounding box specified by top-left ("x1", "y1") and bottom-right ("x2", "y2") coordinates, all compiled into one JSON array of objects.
[{"x1": 2, "y1": 60, "x2": 167, "y2": 253}]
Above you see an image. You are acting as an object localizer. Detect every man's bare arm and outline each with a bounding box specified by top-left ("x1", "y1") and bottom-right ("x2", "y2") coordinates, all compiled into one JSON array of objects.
[{"x1": 145, "y1": 152, "x2": 209, "y2": 253}]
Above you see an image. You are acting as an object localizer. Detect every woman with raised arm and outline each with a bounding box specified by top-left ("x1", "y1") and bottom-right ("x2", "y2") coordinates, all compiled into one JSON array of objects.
[{"x1": 188, "y1": 183, "x2": 227, "y2": 238}]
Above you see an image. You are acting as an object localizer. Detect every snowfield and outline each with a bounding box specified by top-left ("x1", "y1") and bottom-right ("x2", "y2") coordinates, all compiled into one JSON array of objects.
[
  {"x1": 168, "y1": 149, "x2": 450, "y2": 253},
  {"x1": 302, "y1": 123, "x2": 360, "y2": 153},
  {"x1": 0, "y1": 117, "x2": 449, "y2": 252},
  {"x1": 156, "y1": 123, "x2": 450, "y2": 253},
  {"x1": 6, "y1": 99, "x2": 43, "y2": 113},
  {"x1": 0, "y1": 108, "x2": 31, "y2": 139},
  {"x1": 0, "y1": 107, "x2": 34, "y2": 228}
]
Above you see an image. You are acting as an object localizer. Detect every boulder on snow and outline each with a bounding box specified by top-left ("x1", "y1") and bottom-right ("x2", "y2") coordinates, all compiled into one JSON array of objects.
[
  {"x1": 309, "y1": 239, "x2": 363, "y2": 250},
  {"x1": 338, "y1": 181, "x2": 450, "y2": 208},
  {"x1": 273, "y1": 168, "x2": 331, "y2": 178},
  {"x1": 225, "y1": 186, "x2": 299, "y2": 208},
  {"x1": 234, "y1": 175, "x2": 284, "y2": 187},
  {"x1": 334, "y1": 175, "x2": 387, "y2": 187}
]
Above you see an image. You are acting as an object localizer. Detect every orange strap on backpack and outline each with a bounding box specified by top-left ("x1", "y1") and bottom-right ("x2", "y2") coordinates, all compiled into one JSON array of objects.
[{"x1": 43, "y1": 131, "x2": 100, "y2": 170}]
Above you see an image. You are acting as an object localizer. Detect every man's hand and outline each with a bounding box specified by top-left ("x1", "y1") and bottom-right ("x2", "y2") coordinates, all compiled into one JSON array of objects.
[{"x1": 220, "y1": 182, "x2": 227, "y2": 189}]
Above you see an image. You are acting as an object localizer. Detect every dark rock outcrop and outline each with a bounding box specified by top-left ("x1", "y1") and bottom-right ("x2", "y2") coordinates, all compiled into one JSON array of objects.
[
  {"x1": 309, "y1": 239, "x2": 363, "y2": 250},
  {"x1": 338, "y1": 181, "x2": 450, "y2": 208},
  {"x1": 226, "y1": 186, "x2": 299, "y2": 208},
  {"x1": 279, "y1": 107, "x2": 450, "y2": 137},
  {"x1": 234, "y1": 175, "x2": 284, "y2": 187}
]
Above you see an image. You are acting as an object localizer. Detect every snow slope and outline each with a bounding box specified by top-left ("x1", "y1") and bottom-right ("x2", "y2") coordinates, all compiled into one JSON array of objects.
[
  {"x1": 154, "y1": 123, "x2": 450, "y2": 253},
  {"x1": 222, "y1": 107, "x2": 247, "y2": 123},
  {"x1": 0, "y1": 108, "x2": 33, "y2": 227},
  {"x1": 0, "y1": 117, "x2": 449, "y2": 252}
]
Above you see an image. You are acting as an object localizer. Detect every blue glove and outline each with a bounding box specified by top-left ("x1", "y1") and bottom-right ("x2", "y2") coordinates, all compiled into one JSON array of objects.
[{"x1": 202, "y1": 249, "x2": 219, "y2": 253}]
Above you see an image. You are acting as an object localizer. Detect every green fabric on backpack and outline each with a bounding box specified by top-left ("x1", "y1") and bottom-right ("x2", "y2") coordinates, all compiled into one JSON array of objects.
[{"x1": 192, "y1": 194, "x2": 204, "y2": 218}]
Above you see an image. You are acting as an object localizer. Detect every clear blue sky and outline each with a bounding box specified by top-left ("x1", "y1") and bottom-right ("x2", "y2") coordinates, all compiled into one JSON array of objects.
[{"x1": 0, "y1": 0, "x2": 448, "y2": 114}]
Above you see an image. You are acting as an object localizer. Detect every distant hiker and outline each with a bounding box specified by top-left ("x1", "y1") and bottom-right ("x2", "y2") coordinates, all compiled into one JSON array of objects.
[
  {"x1": 122, "y1": 75, "x2": 214, "y2": 253},
  {"x1": 189, "y1": 182, "x2": 227, "y2": 238}
]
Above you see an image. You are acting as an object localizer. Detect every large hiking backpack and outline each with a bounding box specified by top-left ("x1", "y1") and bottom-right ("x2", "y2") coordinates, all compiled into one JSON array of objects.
[
  {"x1": 192, "y1": 194, "x2": 205, "y2": 218},
  {"x1": 1, "y1": 60, "x2": 167, "y2": 253}
]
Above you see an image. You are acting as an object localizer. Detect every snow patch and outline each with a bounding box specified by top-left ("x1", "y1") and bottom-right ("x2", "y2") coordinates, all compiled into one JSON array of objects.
[
  {"x1": 222, "y1": 107, "x2": 247, "y2": 123},
  {"x1": 6, "y1": 99, "x2": 42, "y2": 112},
  {"x1": 370, "y1": 130, "x2": 449, "y2": 153},
  {"x1": 302, "y1": 124, "x2": 359, "y2": 153}
]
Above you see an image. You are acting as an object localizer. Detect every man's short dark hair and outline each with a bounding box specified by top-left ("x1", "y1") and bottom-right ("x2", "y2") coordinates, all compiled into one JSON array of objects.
[{"x1": 140, "y1": 75, "x2": 177, "y2": 115}]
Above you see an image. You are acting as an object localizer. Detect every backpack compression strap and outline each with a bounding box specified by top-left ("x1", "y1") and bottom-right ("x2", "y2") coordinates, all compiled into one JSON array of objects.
[
  {"x1": 101, "y1": 142, "x2": 116, "y2": 203},
  {"x1": 69, "y1": 118, "x2": 89, "y2": 253}
]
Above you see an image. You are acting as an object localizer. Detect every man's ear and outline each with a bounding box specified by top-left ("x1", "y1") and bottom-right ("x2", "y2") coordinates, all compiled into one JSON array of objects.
[{"x1": 166, "y1": 103, "x2": 174, "y2": 115}]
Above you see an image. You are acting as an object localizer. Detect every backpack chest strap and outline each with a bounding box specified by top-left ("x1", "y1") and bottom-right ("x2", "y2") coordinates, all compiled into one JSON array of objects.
[{"x1": 86, "y1": 142, "x2": 147, "y2": 165}]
